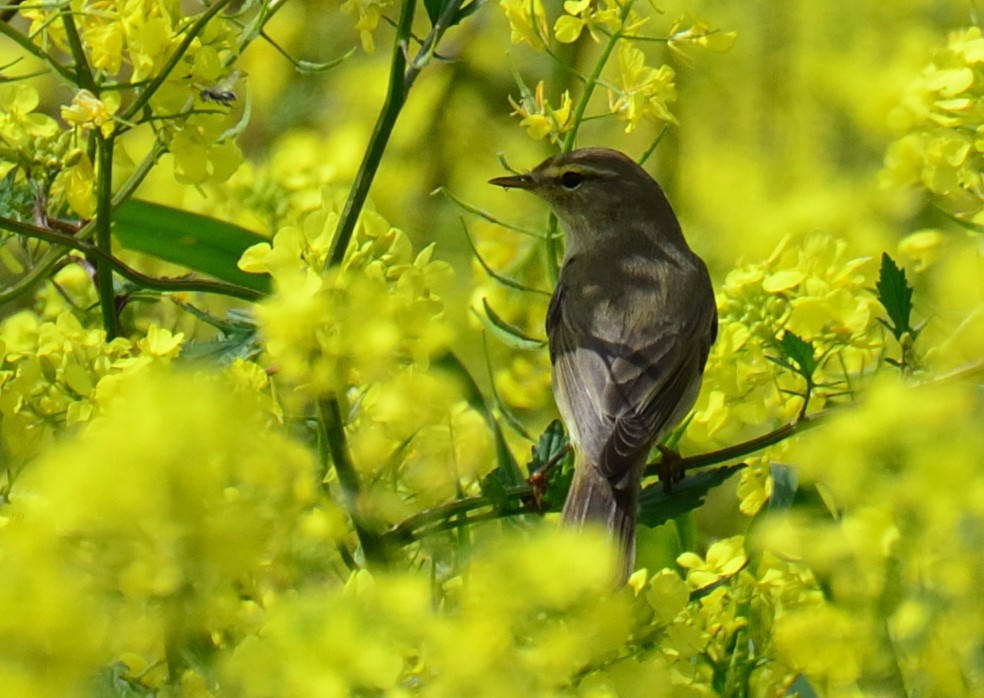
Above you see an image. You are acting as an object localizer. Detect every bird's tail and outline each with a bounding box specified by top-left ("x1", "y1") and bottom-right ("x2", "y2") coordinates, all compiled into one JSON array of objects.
[{"x1": 561, "y1": 459, "x2": 637, "y2": 584}]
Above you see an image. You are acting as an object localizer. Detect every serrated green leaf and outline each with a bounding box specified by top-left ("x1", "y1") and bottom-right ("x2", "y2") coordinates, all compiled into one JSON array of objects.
[
  {"x1": 113, "y1": 199, "x2": 271, "y2": 294},
  {"x1": 525, "y1": 420, "x2": 572, "y2": 511},
  {"x1": 778, "y1": 330, "x2": 818, "y2": 379},
  {"x1": 876, "y1": 252, "x2": 914, "y2": 341},
  {"x1": 526, "y1": 419, "x2": 568, "y2": 476},
  {"x1": 477, "y1": 298, "x2": 546, "y2": 350},
  {"x1": 638, "y1": 465, "x2": 743, "y2": 528}
]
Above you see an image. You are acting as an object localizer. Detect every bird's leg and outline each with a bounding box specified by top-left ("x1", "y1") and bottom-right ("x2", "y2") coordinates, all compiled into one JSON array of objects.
[
  {"x1": 527, "y1": 443, "x2": 572, "y2": 511},
  {"x1": 656, "y1": 444, "x2": 685, "y2": 493}
]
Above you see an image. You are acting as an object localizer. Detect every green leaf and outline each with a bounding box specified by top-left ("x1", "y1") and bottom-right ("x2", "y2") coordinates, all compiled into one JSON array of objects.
[
  {"x1": 524, "y1": 419, "x2": 572, "y2": 511},
  {"x1": 477, "y1": 298, "x2": 546, "y2": 350},
  {"x1": 423, "y1": 0, "x2": 444, "y2": 25},
  {"x1": 777, "y1": 330, "x2": 818, "y2": 379},
  {"x1": 424, "y1": 0, "x2": 483, "y2": 27},
  {"x1": 637, "y1": 465, "x2": 743, "y2": 528},
  {"x1": 876, "y1": 252, "x2": 915, "y2": 341},
  {"x1": 525, "y1": 419, "x2": 567, "y2": 476},
  {"x1": 768, "y1": 464, "x2": 799, "y2": 511},
  {"x1": 112, "y1": 199, "x2": 271, "y2": 294}
]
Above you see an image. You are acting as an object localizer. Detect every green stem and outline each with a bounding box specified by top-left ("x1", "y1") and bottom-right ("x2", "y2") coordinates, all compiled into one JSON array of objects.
[
  {"x1": 60, "y1": 8, "x2": 96, "y2": 92},
  {"x1": 387, "y1": 412, "x2": 828, "y2": 546},
  {"x1": 0, "y1": 215, "x2": 264, "y2": 302},
  {"x1": 94, "y1": 135, "x2": 119, "y2": 338},
  {"x1": 325, "y1": 0, "x2": 416, "y2": 268},
  {"x1": 326, "y1": 0, "x2": 468, "y2": 268},
  {"x1": 0, "y1": 21, "x2": 76, "y2": 83},
  {"x1": 560, "y1": 0, "x2": 635, "y2": 154},
  {"x1": 317, "y1": 397, "x2": 388, "y2": 567}
]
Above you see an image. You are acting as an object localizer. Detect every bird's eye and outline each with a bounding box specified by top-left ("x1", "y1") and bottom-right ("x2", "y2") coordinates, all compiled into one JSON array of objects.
[{"x1": 560, "y1": 171, "x2": 584, "y2": 189}]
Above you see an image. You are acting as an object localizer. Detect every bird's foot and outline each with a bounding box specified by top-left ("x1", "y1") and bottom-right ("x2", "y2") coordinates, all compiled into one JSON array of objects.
[{"x1": 656, "y1": 444, "x2": 685, "y2": 493}]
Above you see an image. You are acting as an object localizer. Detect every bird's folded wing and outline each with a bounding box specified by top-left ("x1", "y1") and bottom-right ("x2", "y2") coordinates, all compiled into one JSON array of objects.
[{"x1": 548, "y1": 283, "x2": 710, "y2": 488}]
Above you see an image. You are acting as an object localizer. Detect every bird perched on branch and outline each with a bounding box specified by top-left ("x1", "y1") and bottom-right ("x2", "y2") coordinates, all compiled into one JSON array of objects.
[{"x1": 490, "y1": 147, "x2": 717, "y2": 583}]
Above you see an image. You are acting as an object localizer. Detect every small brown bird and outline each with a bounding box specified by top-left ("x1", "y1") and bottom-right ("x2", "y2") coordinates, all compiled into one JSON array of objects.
[{"x1": 490, "y1": 148, "x2": 717, "y2": 582}]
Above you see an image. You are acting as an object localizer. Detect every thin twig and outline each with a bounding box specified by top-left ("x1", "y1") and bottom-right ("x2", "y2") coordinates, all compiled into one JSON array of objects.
[{"x1": 0, "y1": 215, "x2": 264, "y2": 301}]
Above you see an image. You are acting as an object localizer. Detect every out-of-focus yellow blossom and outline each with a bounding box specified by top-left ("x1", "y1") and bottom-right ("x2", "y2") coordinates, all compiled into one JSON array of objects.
[
  {"x1": 760, "y1": 378, "x2": 984, "y2": 694},
  {"x1": 0, "y1": 308, "x2": 190, "y2": 465},
  {"x1": 224, "y1": 529, "x2": 632, "y2": 697},
  {"x1": 0, "y1": 84, "x2": 59, "y2": 156},
  {"x1": 883, "y1": 26, "x2": 984, "y2": 220},
  {"x1": 0, "y1": 370, "x2": 331, "y2": 695},
  {"x1": 509, "y1": 81, "x2": 574, "y2": 143},
  {"x1": 60, "y1": 89, "x2": 121, "y2": 138},
  {"x1": 553, "y1": 0, "x2": 622, "y2": 44},
  {"x1": 341, "y1": 0, "x2": 393, "y2": 52},
  {"x1": 607, "y1": 44, "x2": 678, "y2": 132},
  {"x1": 347, "y1": 367, "x2": 494, "y2": 517},
  {"x1": 242, "y1": 200, "x2": 454, "y2": 397},
  {"x1": 896, "y1": 228, "x2": 945, "y2": 272},
  {"x1": 49, "y1": 150, "x2": 98, "y2": 218},
  {"x1": 499, "y1": 0, "x2": 549, "y2": 49},
  {"x1": 165, "y1": 114, "x2": 244, "y2": 185}
]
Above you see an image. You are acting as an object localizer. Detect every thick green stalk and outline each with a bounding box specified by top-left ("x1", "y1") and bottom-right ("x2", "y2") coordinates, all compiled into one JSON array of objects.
[
  {"x1": 94, "y1": 135, "x2": 119, "y2": 338},
  {"x1": 317, "y1": 397, "x2": 388, "y2": 567}
]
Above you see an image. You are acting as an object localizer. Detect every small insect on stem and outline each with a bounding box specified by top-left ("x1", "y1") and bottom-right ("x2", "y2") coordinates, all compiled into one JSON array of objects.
[{"x1": 199, "y1": 70, "x2": 242, "y2": 104}]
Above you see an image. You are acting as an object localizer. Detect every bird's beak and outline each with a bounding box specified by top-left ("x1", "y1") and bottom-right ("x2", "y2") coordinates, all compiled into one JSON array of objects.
[{"x1": 488, "y1": 173, "x2": 536, "y2": 189}]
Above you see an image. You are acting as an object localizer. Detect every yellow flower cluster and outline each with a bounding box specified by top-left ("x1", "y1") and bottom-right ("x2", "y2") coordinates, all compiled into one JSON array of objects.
[
  {"x1": 686, "y1": 233, "x2": 883, "y2": 515},
  {"x1": 240, "y1": 200, "x2": 455, "y2": 396},
  {"x1": 0, "y1": 305, "x2": 184, "y2": 467},
  {"x1": 763, "y1": 378, "x2": 984, "y2": 695},
  {"x1": 607, "y1": 43, "x2": 679, "y2": 132},
  {"x1": 508, "y1": 81, "x2": 574, "y2": 143},
  {"x1": 883, "y1": 26, "x2": 984, "y2": 220},
  {"x1": 497, "y1": 0, "x2": 733, "y2": 141},
  {"x1": 692, "y1": 233, "x2": 881, "y2": 447},
  {"x1": 0, "y1": 84, "x2": 96, "y2": 218},
  {"x1": 0, "y1": 370, "x2": 337, "y2": 696}
]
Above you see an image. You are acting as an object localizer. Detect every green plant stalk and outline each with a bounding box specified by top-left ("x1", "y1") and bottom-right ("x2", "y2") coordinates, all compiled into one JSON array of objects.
[
  {"x1": 326, "y1": 0, "x2": 468, "y2": 268},
  {"x1": 317, "y1": 397, "x2": 388, "y2": 567},
  {"x1": 0, "y1": 21, "x2": 76, "y2": 83},
  {"x1": 325, "y1": 0, "x2": 416, "y2": 269},
  {"x1": 0, "y1": 215, "x2": 264, "y2": 301},
  {"x1": 60, "y1": 8, "x2": 96, "y2": 92},
  {"x1": 0, "y1": 140, "x2": 166, "y2": 307},
  {"x1": 94, "y1": 135, "x2": 119, "y2": 338}
]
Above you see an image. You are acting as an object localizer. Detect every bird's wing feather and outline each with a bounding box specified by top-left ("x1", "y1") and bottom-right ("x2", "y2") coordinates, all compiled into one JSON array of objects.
[{"x1": 548, "y1": 255, "x2": 715, "y2": 488}]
